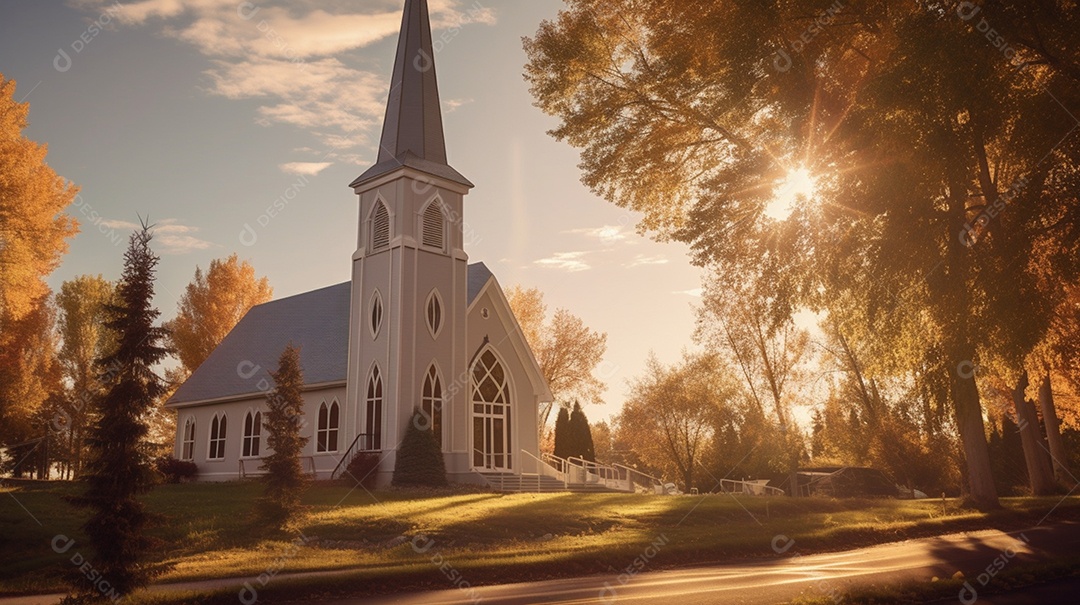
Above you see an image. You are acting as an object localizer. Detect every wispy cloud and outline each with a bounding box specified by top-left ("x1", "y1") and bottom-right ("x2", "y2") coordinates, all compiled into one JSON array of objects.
[
  {"x1": 96, "y1": 217, "x2": 214, "y2": 255},
  {"x1": 626, "y1": 254, "x2": 669, "y2": 268},
  {"x1": 70, "y1": 0, "x2": 497, "y2": 166},
  {"x1": 443, "y1": 98, "x2": 473, "y2": 113},
  {"x1": 675, "y1": 288, "x2": 704, "y2": 297},
  {"x1": 155, "y1": 219, "x2": 215, "y2": 254},
  {"x1": 279, "y1": 161, "x2": 333, "y2": 176},
  {"x1": 564, "y1": 224, "x2": 633, "y2": 245},
  {"x1": 99, "y1": 219, "x2": 141, "y2": 230},
  {"x1": 534, "y1": 251, "x2": 590, "y2": 273}
]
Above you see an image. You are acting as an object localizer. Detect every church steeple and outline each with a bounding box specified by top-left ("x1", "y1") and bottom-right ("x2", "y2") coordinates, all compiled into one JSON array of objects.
[{"x1": 350, "y1": 0, "x2": 472, "y2": 189}]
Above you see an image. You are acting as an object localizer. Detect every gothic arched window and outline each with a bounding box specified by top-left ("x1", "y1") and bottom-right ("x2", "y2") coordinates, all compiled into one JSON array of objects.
[
  {"x1": 422, "y1": 364, "x2": 443, "y2": 448},
  {"x1": 366, "y1": 366, "x2": 384, "y2": 451}
]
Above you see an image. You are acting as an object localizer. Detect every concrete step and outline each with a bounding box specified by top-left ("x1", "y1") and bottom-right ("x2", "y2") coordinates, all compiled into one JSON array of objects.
[{"x1": 483, "y1": 473, "x2": 629, "y2": 494}]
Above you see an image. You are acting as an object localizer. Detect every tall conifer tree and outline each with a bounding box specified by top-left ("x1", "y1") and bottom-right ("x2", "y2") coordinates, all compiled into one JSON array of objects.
[
  {"x1": 68, "y1": 223, "x2": 168, "y2": 600},
  {"x1": 261, "y1": 344, "x2": 310, "y2": 529}
]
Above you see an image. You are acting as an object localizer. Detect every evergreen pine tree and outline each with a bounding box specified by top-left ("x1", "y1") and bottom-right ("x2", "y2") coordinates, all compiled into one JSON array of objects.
[
  {"x1": 569, "y1": 401, "x2": 596, "y2": 462},
  {"x1": 261, "y1": 344, "x2": 310, "y2": 528},
  {"x1": 553, "y1": 406, "x2": 571, "y2": 459},
  {"x1": 67, "y1": 223, "x2": 168, "y2": 601},
  {"x1": 392, "y1": 408, "x2": 448, "y2": 487}
]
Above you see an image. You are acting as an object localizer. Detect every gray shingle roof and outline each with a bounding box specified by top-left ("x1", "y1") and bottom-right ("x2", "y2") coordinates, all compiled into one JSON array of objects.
[{"x1": 167, "y1": 262, "x2": 495, "y2": 406}]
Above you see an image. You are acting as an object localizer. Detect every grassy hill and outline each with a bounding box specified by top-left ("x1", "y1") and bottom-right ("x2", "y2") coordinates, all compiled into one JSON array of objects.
[{"x1": 2, "y1": 479, "x2": 1078, "y2": 602}]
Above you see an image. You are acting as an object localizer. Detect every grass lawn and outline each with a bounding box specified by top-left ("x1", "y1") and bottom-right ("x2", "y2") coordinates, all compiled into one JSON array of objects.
[{"x1": 3, "y1": 479, "x2": 1079, "y2": 603}]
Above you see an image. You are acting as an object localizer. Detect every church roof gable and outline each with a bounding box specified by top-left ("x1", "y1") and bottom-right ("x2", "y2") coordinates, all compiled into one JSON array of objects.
[{"x1": 168, "y1": 263, "x2": 495, "y2": 406}]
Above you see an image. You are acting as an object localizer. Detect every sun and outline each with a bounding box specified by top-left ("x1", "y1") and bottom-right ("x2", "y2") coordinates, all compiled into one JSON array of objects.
[{"x1": 765, "y1": 167, "x2": 818, "y2": 221}]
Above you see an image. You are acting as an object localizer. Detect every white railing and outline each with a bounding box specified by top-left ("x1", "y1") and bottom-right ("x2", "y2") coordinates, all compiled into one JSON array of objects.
[
  {"x1": 613, "y1": 463, "x2": 667, "y2": 494},
  {"x1": 719, "y1": 478, "x2": 785, "y2": 497},
  {"x1": 522, "y1": 449, "x2": 567, "y2": 488},
  {"x1": 519, "y1": 449, "x2": 568, "y2": 492},
  {"x1": 472, "y1": 450, "x2": 674, "y2": 495}
]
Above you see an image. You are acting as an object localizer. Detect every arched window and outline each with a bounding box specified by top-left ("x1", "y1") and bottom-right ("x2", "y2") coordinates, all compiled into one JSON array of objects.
[
  {"x1": 317, "y1": 401, "x2": 340, "y2": 453},
  {"x1": 471, "y1": 349, "x2": 512, "y2": 470},
  {"x1": 208, "y1": 414, "x2": 227, "y2": 460},
  {"x1": 426, "y1": 289, "x2": 443, "y2": 338},
  {"x1": 371, "y1": 200, "x2": 391, "y2": 250},
  {"x1": 422, "y1": 364, "x2": 443, "y2": 448},
  {"x1": 370, "y1": 290, "x2": 383, "y2": 338},
  {"x1": 366, "y1": 366, "x2": 384, "y2": 451},
  {"x1": 182, "y1": 418, "x2": 196, "y2": 461},
  {"x1": 242, "y1": 411, "x2": 262, "y2": 458},
  {"x1": 421, "y1": 201, "x2": 445, "y2": 249}
]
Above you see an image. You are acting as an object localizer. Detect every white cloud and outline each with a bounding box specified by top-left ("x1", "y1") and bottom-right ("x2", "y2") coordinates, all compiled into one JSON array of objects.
[
  {"x1": 157, "y1": 233, "x2": 215, "y2": 255},
  {"x1": 564, "y1": 225, "x2": 632, "y2": 245},
  {"x1": 99, "y1": 219, "x2": 141, "y2": 230},
  {"x1": 71, "y1": 0, "x2": 497, "y2": 164},
  {"x1": 534, "y1": 251, "x2": 590, "y2": 273},
  {"x1": 675, "y1": 288, "x2": 704, "y2": 297},
  {"x1": 156, "y1": 219, "x2": 215, "y2": 253},
  {"x1": 625, "y1": 254, "x2": 669, "y2": 268},
  {"x1": 279, "y1": 161, "x2": 333, "y2": 176},
  {"x1": 443, "y1": 98, "x2": 473, "y2": 113},
  {"x1": 94, "y1": 217, "x2": 214, "y2": 254}
]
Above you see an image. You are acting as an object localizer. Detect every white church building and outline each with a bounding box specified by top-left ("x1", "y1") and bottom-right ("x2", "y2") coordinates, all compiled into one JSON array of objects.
[{"x1": 167, "y1": 0, "x2": 552, "y2": 486}]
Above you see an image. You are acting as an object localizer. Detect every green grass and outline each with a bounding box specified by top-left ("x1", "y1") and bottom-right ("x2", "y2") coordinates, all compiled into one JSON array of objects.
[{"x1": 3, "y1": 479, "x2": 1079, "y2": 603}]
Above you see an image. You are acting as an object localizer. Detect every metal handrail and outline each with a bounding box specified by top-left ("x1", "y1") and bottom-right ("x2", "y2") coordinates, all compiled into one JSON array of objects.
[
  {"x1": 612, "y1": 463, "x2": 667, "y2": 494},
  {"x1": 719, "y1": 478, "x2": 785, "y2": 497},
  {"x1": 567, "y1": 456, "x2": 633, "y2": 492},
  {"x1": 520, "y1": 449, "x2": 567, "y2": 491},
  {"x1": 331, "y1": 433, "x2": 378, "y2": 480}
]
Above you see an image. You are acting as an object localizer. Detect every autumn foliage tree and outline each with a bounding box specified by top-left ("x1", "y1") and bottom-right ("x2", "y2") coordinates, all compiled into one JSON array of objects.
[
  {"x1": 54, "y1": 275, "x2": 116, "y2": 478},
  {"x1": 0, "y1": 75, "x2": 78, "y2": 453},
  {"x1": 506, "y1": 285, "x2": 608, "y2": 431},
  {"x1": 618, "y1": 353, "x2": 737, "y2": 491},
  {"x1": 525, "y1": 0, "x2": 1080, "y2": 509},
  {"x1": 168, "y1": 254, "x2": 272, "y2": 377}
]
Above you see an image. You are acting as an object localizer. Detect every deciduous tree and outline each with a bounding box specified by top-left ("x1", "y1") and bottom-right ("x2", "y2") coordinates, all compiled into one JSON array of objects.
[
  {"x1": 698, "y1": 281, "x2": 810, "y2": 494},
  {"x1": 0, "y1": 75, "x2": 78, "y2": 450},
  {"x1": 167, "y1": 254, "x2": 272, "y2": 377},
  {"x1": 506, "y1": 286, "x2": 608, "y2": 431},
  {"x1": 525, "y1": 0, "x2": 1080, "y2": 508},
  {"x1": 54, "y1": 275, "x2": 116, "y2": 478},
  {"x1": 619, "y1": 353, "x2": 736, "y2": 491}
]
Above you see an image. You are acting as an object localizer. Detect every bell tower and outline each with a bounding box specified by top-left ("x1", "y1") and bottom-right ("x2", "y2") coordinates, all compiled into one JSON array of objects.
[{"x1": 345, "y1": 0, "x2": 473, "y2": 483}]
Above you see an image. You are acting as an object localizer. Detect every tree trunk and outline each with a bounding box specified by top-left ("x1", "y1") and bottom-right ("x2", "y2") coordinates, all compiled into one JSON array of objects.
[
  {"x1": 1038, "y1": 373, "x2": 1074, "y2": 487},
  {"x1": 1012, "y1": 371, "x2": 1056, "y2": 495},
  {"x1": 950, "y1": 352, "x2": 999, "y2": 508}
]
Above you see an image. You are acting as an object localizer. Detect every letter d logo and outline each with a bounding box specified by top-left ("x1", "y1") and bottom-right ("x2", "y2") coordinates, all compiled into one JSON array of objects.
[{"x1": 54, "y1": 49, "x2": 72, "y2": 72}]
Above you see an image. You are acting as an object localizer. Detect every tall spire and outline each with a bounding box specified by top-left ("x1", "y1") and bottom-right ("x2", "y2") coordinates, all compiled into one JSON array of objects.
[{"x1": 351, "y1": 0, "x2": 472, "y2": 189}]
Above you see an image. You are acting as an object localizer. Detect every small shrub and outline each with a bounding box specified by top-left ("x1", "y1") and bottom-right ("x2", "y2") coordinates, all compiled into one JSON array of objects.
[
  {"x1": 344, "y1": 452, "x2": 381, "y2": 489},
  {"x1": 392, "y1": 408, "x2": 448, "y2": 487},
  {"x1": 154, "y1": 457, "x2": 198, "y2": 483}
]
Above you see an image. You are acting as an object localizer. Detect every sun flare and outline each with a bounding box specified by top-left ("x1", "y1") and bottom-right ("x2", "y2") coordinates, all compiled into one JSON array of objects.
[{"x1": 765, "y1": 167, "x2": 818, "y2": 221}]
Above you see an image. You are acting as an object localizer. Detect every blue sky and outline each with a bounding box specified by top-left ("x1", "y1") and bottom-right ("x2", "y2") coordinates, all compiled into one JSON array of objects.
[{"x1": 0, "y1": 0, "x2": 706, "y2": 420}]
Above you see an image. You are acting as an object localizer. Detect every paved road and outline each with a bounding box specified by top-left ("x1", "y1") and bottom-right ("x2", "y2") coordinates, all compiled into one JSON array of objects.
[
  {"x1": 4, "y1": 523, "x2": 1077, "y2": 604},
  {"x1": 313, "y1": 523, "x2": 1080, "y2": 605}
]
